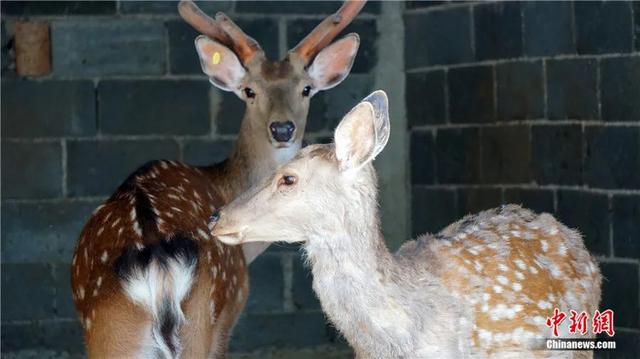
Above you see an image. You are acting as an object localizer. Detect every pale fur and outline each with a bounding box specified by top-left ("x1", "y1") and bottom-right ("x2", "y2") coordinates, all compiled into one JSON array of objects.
[
  {"x1": 212, "y1": 91, "x2": 602, "y2": 359},
  {"x1": 121, "y1": 255, "x2": 196, "y2": 358}
]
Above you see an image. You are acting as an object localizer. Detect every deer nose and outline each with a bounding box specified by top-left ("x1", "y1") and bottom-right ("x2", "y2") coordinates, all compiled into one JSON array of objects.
[{"x1": 269, "y1": 121, "x2": 295, "y2": 142}]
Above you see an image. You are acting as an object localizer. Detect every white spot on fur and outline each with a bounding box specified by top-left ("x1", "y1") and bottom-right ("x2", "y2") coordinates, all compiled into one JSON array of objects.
[
  {"x1": 478, "y1": 329, "x2": 493, "y2": 343},
  {"x1": 537, "y1": 300, "x2": 552, "y2": 310},
  {"x1": 512, "y1": 282, "x2": 522, "y2": 292},
  {"x1": 96, "y1": 276, "x2": 103, "y2": 288},
  {"x1": 101, "y1": 251, "x2": 109, "y2": 263},
  {"x1": 474, "y1": 261, "x2": 483, "y2": 272},
  {"x1": 496, "y1": 275, "x2": 509, "y2": 285},
  {"x1": 515, "y1": 271, "x2": 525, "y2": 280},
  {"x1": 557, "y1": 242, "x2": 567, "y2": 256},
  {"x1": 498, "y1": 263, "x2": 509, "y2": 272},
  {"x1": 493, "y1": 285, "x2": 503, "y2": 294},
  {"x1": 540, "y1": 240, "x2": 549, "y2": 252}
]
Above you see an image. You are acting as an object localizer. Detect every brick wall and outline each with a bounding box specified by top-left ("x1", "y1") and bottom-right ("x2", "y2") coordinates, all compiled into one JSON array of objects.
[
  {"x1": 1, "y1": 1, "x2": 382, "y2": 357},
  {"x1": 406, "y1": 2, "x2": 639, "y2": 357}
]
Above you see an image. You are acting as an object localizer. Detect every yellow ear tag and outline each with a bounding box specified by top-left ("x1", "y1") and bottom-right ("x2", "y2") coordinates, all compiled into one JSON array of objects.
[{"x1": 212, "y1": 52, "x2": 221, "y2": 65}]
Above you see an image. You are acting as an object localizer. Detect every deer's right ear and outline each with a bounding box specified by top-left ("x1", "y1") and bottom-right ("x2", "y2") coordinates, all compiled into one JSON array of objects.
[
  {"x1": 334, "y1": 91, "x2": 391, "y2": 172},
  {"x1": 195, "y1": 36, "x2": 246, "y2": 92},
  {"x1": 307, "y1": 34, "x2": 359, "y2": 91}
]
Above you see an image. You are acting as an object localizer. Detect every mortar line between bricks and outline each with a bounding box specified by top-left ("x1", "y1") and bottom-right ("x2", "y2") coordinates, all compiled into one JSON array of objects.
[
  {"x1": 20, "y1": 71, "x2": 373, "y2": 83},
  {"x1": 469, "y1": 6, "x2": 475, "y2": 61},
  {"x1": 115, "y1": 0, "x2": 122, "y2": 15},
  {"x1": 50, "y1": 263, "x2": 60, "y2": 320},
  {"x1": 163, "y1": 20, "x2": 171, "y2": 76},
  {"x1": 282, "y1": 252, "x2": 295, "y2": 313},
  {"x1": 1, "y1": 132, "x2": 336, "y2": 143},
  {"x1": 410, "y1": 120, "x2": 640, "y2": 130},
  {"x1": 491, "y1": 65, "x2": 497, "y2": 120},
  {"x1": 411, "y1": 184, "x2": 640, "y2": 196},
  {"x1": 596, "y1": 58, "x2": 603, "y2": 121},
  {"x1": 405, "y1": 52, "x2": 640, "y2": 73},
  {"x1": 570, "y1": 2, "x2": 577, "y2": 54},
  {"x1": 608, "y1": 194, "x2": 615, "y2": 257},
  {"x1": 612, "y1": 327, "x2": 640, "y2": 334},
  {"x1": 278, "y1": 17, "x2": 287, "y2": 59},
  {"x1": 61, "y1": 139, "x2": 68, "y2": 198},
  {"x1": 431, "y1": 128, "x2": 438, "y2": 185},
  {"x1": 629, "y1": 2, "x2": 636, "y2": 52},
  {"x1": 0, "y1": 13, "x2": 379, "y2": 21},
  {"x1": 1, "y1": 318, "x2": 79, "y2": 326},
  {"x1": 1, "y1": 134, "x2": 239, "y2": 142},
  {"x1": 595, "y1": 256, "x2": 640, "y2": 265},
  {"x1": 542, "y1": 59, "x2": 549, "y2": 119},
  {"x1": 519, "y1": 1, "x2": 525, "y2": 61},
  {"x1": 2, "y1": 197, "x2": 108, "y2": 204},
  {"x1": 443, "y1": 69, "x2": 450, "y2": 124},
  {"x1": 403, "y1": 1, "x2": 482, "y2": 15},
  {"x1": 477, "y1": 127, "x2": 484, "y2": 181}
]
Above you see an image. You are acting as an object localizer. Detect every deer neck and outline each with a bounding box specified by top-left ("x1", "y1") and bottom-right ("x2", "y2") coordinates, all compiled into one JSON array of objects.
[
  {"x1": 302, "y1": 193, "x2": 417, "y2": 353},
  {"x1": 207, "y1": 114, "x2": 301, "y2": 202}
]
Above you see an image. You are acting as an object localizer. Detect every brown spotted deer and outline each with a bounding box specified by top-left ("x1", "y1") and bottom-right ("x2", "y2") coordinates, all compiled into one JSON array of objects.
[
  {"x1": 211, "y1": 91, "x2": 603, "y2": 358},
  {"x1": 70, "y1": 1, "x2": 366, "y2": 357}
]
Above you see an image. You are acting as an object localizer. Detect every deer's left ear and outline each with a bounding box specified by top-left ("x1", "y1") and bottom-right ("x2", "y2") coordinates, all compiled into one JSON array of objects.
[
  {"x1": 307, "y1": 34, "x2": 359, "y2": 91},
  {"x1": 334, "y1": 90, "x2": 390, "y2": 171}
]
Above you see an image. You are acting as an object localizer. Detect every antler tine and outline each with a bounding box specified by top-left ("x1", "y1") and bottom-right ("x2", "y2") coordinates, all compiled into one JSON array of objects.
[
  {"x1": 215, "y1": 12, "x2": 263, "y2": 64},
  {"x1": 291, "y1": 0, "x2": 366, "y2": 64},
  {"x1": 178, "y1": 1, "x2": 232, "y2": 46},
  {"x1": 178, "y1": 1, "x2": 263, "y2": 64}
]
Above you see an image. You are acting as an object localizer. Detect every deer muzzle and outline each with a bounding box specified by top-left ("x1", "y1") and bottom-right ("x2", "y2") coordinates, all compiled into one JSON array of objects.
[{"x1": 269, "y1": 121, "x2": 296, "y2": 143}]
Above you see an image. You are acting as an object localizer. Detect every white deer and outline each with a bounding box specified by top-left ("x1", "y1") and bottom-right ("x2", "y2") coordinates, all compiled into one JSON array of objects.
[{"x1": 210, "y1": 91, "x2": 602, "y2": 359}]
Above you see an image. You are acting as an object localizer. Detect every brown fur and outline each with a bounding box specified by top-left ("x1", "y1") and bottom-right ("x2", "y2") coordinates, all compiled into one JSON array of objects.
[{"x1": 72, "y1": 159, "x2": 248, "y2": 357}]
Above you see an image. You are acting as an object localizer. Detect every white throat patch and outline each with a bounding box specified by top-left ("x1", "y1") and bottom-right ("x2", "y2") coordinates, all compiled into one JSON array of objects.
[{"x1": 272, "y1": 142, "x2": 301, "y2": 165}]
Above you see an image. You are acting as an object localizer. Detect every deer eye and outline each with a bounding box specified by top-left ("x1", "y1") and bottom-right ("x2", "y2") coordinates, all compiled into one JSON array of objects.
[
  {"x1": 244, "y1": 87, "x2": 256, "y2": 98},
  {"x1": 302, "y1": 85, "x2": 312, "y2": 97},
  {"x1": 278, "y1": 175, "x2": 297, "y2": 187}
]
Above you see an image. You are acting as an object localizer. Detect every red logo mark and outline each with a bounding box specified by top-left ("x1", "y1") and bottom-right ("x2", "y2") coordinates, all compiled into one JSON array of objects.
[
  {"x1": 592, "y1": 309, "x2": 615, "y2": 337},
  {"x1": 546, "y1": 308, "x2": 567, "y2": 337},
  {"x1": 568, "y1": 310, "x2": 589, "y2": 335}
]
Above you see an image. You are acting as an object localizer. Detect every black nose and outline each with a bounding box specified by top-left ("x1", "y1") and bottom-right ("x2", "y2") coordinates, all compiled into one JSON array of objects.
[
  {"x1": 269, "y1": 121, "x2": 295, "y2": 142},
  {"x1": 208, "y1": 210, "x2": 221, "y2": 230}
]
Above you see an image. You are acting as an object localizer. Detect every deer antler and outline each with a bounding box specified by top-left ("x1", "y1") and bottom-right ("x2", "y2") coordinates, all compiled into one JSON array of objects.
[
  {"x1": 291, "y1": 0, "x2": 366, "y2": 64},
  {"x1": 178, "y1": 0, "x2": 263, "y2": 64}
]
